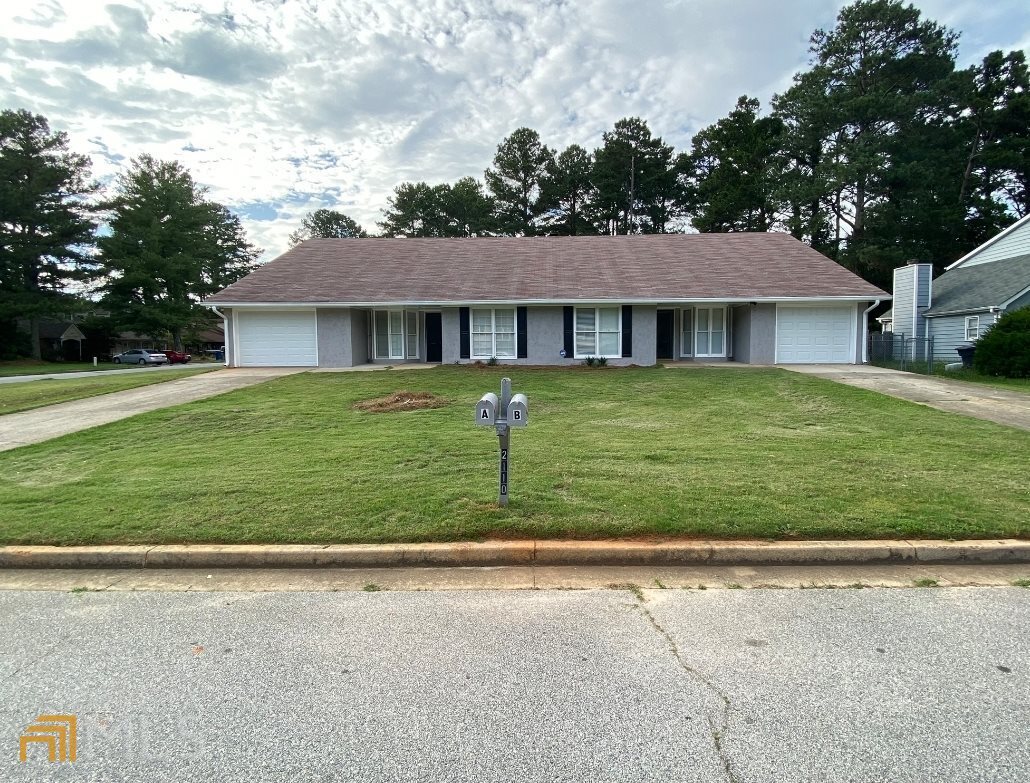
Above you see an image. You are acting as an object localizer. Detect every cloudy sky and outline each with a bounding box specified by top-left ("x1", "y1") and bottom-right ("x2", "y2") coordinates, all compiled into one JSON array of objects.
[{"x1": 2, "y1": 0, "x2": 1028, "y2": 260}]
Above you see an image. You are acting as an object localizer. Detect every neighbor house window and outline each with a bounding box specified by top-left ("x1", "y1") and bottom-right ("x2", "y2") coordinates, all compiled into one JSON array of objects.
[
  {"x1": 694, "y1": 306, "x2": 726, "y2": 357},
  {"x1": 575, "y1": 307, "x2": 621, "y2": 358},
  {"x1": 471, "y1": 308, "x2": 516, "y2": 359},
  {"x1": 965, "y1": 315, "x2": 979, "y2": 341},
  {"x1": 374, "y1": 310, "x2": 417, "y2": 359}
]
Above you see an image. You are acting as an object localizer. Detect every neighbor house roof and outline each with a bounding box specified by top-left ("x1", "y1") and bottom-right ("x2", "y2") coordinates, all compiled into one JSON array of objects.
[
  {"x1": 925, "y1": 252, "x2": 1030, "y2": 316},
  {"x1": 37, "y1": 321, "x2": 85, "y2": 341},
  {"x1": 946, "y1": 212, "x2": 1030, "y2": 270},
  {"x1": 877, "y1": 308, "x2": 893, "y2": 322},
  {"x1": 206, "y1": 233, "x2": 888, "y2": 305}
]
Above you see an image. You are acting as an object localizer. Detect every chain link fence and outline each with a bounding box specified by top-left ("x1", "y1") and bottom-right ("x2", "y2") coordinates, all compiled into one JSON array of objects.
[{"x1": 868, "y1": 333, "x2": 937, "y2": 374}]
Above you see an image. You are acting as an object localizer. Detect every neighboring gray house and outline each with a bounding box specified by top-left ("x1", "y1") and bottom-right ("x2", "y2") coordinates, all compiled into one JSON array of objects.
[
  {"x1": 891, "y1": 213, "x2": 1030, "y2": 361},
  {"x1": 204, "y1": 233, "x2": 888, "y2": 368}
]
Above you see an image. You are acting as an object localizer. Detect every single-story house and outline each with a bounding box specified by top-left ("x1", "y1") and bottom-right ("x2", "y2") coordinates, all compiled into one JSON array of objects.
[
  {"x1": 35, "y1": 320, "x2": 87, "y2": 361},
  {"x1": 203, "y1": 233, "x2": 889, "y2": 368},
  {"x1": 891, "y1": 213, "x2": 1030, "y2": 361}
]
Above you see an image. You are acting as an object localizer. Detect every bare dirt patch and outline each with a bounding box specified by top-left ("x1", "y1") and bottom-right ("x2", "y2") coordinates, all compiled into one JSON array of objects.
[{"x1": 352, "y1": 391, "x2": 448, "y2": 413}]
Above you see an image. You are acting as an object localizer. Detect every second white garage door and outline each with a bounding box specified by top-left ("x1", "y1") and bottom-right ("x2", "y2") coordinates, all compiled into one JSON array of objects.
[
  {"x1": 776, "y1": 305, "x2": 856, "y2": 364},
  {"x1": 236, "y1": 310, "x2": 317, "y2": 367}
]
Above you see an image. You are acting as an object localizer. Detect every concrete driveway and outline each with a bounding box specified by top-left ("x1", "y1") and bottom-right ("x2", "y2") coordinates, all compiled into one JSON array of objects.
[
  {"x1": 0, "y1": 368, "x2": 303, "y2": 452},
  {"x1": 785, "y1": 364, "x2": 1030, "y2": 431}
]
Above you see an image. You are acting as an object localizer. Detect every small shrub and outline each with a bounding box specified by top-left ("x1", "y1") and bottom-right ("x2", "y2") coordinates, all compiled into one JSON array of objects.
[
  {"x1": 584, "y1": 356, "x2": 596, "y2": 367},
  {"x1": 974, "y1": 307, "x2": 1030, "y2": 378},
  {"x1": 596, "y1": 356, "x2": 608, "y2": 367},
  {"x1": 487, "y1": 356, "x2": 498, "y2": 366}
]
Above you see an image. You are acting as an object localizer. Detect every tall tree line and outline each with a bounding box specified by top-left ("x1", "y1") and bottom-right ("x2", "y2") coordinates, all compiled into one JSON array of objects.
[
  {"x1": 360, "y1": 0, "x2": 1030, "y2": 291},
  {"x1": 0, "y1": 108, "x2": 259, "y2": 358},
  {"x1": 681, "y1": 0, "x2": 1030, "y2": 288},
  {"x1": 373, "y1": 118, "x2": 685, "y2": 239}
]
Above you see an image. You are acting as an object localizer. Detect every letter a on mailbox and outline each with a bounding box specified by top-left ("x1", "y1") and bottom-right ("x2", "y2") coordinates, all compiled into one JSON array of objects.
[{"x1": 475, "y1": 392, "x2": 498, "y2": 426}]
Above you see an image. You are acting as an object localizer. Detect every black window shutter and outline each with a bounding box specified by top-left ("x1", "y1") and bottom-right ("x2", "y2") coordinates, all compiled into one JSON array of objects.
[
  {"x1": 516, "y1": 307, "x2": 528, "y2": 359},
  {"x1": 459, "y1": 307, "x2": 470, "y2": 359},
  {"x1": 622, "y1": 305, "x2": 633, "y2": 358},
  {"x1": 563, "y1": 306, "x2": 574, "y2": 357}
]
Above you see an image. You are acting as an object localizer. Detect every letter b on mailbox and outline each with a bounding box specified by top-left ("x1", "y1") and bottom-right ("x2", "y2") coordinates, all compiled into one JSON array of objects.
[
  {"x1": 508, "y1": 393, "x2": 528, "y2": 427},
  {"x1": 476, "y1": 392, "x2": 498, "y2": 426}
]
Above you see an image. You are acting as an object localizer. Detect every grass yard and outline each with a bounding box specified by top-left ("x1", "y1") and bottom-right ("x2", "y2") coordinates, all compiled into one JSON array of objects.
[
  {"x1": 871, "y1": 361, "x2": 1030, "y2": 392},
  {"x1": 931, "y1": 366, "x2": 1030, "y2": 392},
  {"x1": 0, "y1": 367, "x2": 216, "y2": 415},
  {"x1": 0, "y1": 366, "x2": 1027, "y2": 545}
]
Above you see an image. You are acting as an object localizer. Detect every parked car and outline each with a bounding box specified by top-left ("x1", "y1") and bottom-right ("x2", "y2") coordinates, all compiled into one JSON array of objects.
[
  {"x1": 163, "y1": 349, "x2": 192, "y2": 364},
  {"x1": 113, "y1": 349, "x2": 168, "y2": 366}
]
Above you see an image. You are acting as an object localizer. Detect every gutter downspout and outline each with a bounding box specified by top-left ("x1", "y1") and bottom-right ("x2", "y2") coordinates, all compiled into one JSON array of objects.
[
  {"x1": 208, "y1": 305, "x2": 230, "y2": 367},
  {"x1": 861, "y1": 299, "x2": 881, "y2": 364}
]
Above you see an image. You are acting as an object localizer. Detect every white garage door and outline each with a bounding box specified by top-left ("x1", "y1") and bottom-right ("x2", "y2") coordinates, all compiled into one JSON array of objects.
[
  {"x1": 776, "y1": 305, "x2": 855, "y2": 364},
  {"x1": 236, "y1": 310, "x2": 317, "y2": 366}
]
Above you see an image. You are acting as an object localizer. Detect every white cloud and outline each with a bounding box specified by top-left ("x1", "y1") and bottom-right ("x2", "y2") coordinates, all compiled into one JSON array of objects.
[{"x1": 1, "y1": 0, "x2": 1027, "y2": 261}]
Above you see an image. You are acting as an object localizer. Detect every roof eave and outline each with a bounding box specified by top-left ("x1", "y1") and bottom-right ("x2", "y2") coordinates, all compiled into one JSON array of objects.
[
  {"x1": 204, "y1": 294, "x2": 889, "y2": 308},
  {"x1": 924, "y1": 306, "x2": 996, "y2": 317},
  {"x1": 945, "y1": 213, "x2": 1030, "y2": 270}
]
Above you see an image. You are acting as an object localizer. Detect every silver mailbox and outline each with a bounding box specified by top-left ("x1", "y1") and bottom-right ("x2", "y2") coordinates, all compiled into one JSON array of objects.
[
  {"x1": 475, "y1": 392, "x2": 498, "y2": 426},
  {"x1": 507, "y1": 393, "x2": 528, "y2": 427}
]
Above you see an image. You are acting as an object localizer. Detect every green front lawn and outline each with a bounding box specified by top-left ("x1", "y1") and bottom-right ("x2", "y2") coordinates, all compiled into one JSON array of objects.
[
  {"x1": 872, "y1": 360, "x2": 1030, "y2": 392},
  {"x1": 0, "y1": 366, "x2": 1027, "y2": 545},
  {"x1": 932, "y1": 366, "x2": 1030, "y2": 392},
  {"x1": 0, "y1": 367, "x2": 216, "y2": 415}
]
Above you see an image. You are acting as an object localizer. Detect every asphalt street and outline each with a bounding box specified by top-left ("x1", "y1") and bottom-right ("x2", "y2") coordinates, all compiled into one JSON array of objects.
[{"x1": 1, "y1": 587, "x2": 1027, "y2": 782}]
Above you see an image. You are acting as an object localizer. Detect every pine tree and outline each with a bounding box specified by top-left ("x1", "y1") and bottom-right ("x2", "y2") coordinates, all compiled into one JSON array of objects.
[
  {"x1": 539, "y1": 145, "x2": 596, "y2": 235},
  {"x1": 484, "y1": 128, "x2": 553, "y2": 236},
  {"x1": 289, "y1": 209, "x2": 367, "y2": 244},
  {"x1": 98, "y1": 156, "x2": 257, "y2": 350},
  {"x1": 0, "y1": 109, "x2": 97, "y2": 359},
  {"x1": 590, "y1": 118, "x2": 682, "y2": 234},
  {"x1": 681, "y1": 97, "x2": 786, "y2": 233}
]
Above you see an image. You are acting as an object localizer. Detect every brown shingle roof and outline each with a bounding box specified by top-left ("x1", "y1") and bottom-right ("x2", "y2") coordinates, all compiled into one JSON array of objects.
[{"x1": 207, "y1": 233, "x2": 888, "y2": 304}]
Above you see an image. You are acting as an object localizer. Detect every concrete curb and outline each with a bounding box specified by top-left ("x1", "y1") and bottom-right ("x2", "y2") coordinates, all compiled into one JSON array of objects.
[{"x1": 0, "y1": 539, "x2": 1028, "y2": 569}]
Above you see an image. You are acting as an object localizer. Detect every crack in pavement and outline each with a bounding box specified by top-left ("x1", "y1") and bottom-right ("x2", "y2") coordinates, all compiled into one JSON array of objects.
[{"x1": 629, "y1": 591, "x2": 739, "y2": 783}]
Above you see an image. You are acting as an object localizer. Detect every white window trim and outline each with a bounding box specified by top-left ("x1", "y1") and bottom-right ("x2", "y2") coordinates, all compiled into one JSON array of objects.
[
  {"x1": 470, "y1": 308, "x2": 517, "y2": 360},
  {"x1": 574, "y1": 306, "x2": 622, "y2": 359},
  {"x1": 694, "y1": 305, "x2": 727, "y2": 358},
  {"x1": 965, "y1": 315, "x2": 980, "y2": 341},
  {"x1": 373, "y1": 309, "x2": 418, "y2": 360},
  {"x1": 680, "y1": 307, "x2": 693, "y2": 357}
]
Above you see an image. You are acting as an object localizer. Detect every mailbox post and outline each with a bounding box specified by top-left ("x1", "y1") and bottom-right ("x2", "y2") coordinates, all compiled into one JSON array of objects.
[{"x1": 475, "y1": 377, "x2": 528, "y2": 507}]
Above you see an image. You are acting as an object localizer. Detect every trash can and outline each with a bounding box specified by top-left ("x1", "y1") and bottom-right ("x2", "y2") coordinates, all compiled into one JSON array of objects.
[{"x1": 955, "y1": 344, "x2": 975, "y2": 369}]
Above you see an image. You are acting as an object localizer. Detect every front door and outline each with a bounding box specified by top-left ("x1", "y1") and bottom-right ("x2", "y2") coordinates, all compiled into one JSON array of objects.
[
  {"x1": 656, "y1": 309, "x2": 675, "y2": 359},
  {"x1": 425, "y1": 312, "x2": 443, "y2": 363}
]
